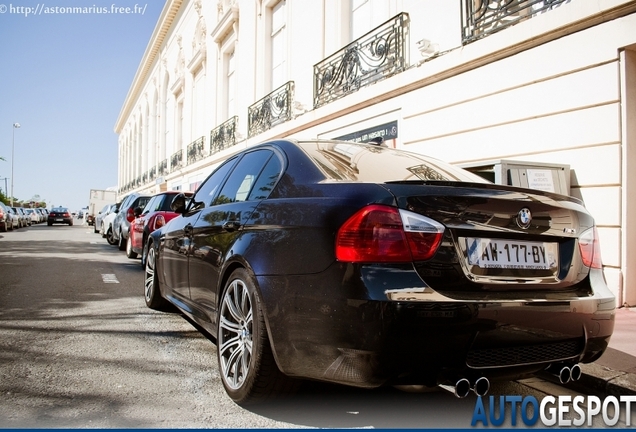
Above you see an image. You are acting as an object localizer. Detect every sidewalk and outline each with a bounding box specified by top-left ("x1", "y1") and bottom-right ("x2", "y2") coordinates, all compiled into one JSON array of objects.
[{"x1": 577, "y1": 306, "x2": 636, "y2": 396}]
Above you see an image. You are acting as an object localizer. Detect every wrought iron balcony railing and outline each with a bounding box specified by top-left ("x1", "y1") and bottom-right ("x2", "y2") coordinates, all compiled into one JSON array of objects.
[
  {"x1": 248, "y1": 81, "x2": 294, "y2": 138},
  {"x1": 187, "y1": 136, "x2": 206, "y2": 165},
  {"x1": 462, "y1": 0, "x2": 572, "y2": 43},
  {"x1": 142, "y1": 171, "x2": 148, "y2": 184},
  {"x1": 170, "y1": 149, "x2": 183, "y2": 172},
  {"x1": 158, "y1": 159, "x2": 168, "y2": 177},
  {"x1": 314, "y1": 12, "x2": 409, "y2": 108},
  {"x1": 148, "y1": 166, "x2": 156, "y2": 181},
  {"x1": 210, "y1": 116, "x2": 238, "y2": 155}
]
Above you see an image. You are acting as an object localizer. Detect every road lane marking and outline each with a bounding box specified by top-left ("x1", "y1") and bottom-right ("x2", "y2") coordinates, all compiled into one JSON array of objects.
[{"x1": 102, "y1": 274, "x2": 120, "y2": 284}]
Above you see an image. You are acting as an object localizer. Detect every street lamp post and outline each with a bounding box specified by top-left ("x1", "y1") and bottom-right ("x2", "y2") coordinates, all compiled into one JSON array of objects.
[
  {"x1": 0, "y1": 177, "x2": 8, "y2": 197},
  {"x1": 11, "y1": 123, "x2": 20, "y2": 207}
]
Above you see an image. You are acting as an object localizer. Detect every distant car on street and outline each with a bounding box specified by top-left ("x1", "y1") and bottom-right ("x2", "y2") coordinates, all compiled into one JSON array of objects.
[
  {"x1": 112, "y1": 193, "x2": 151, "y2": 251},
  {"x1": 6, "y1": 207, "x2": 20, "y2": 230},
  {"x1": 128, "y1": 191, "x2": 192, "y2": 266},
  {"x1": 0, "y1": 202, "x2": 14, "y2": 232},
  {"x1": 95, "y1": 203, "x2": 117, "y2": 234},
  {"x1": 11, "y1": 207, "x2": 30, "y2": 227},
  {"x1": 102, "y1": 203, "x2": 121, "y2": 245},
  {"x1": 47, "y1": 207, "x2": 73, "y2": 226}
]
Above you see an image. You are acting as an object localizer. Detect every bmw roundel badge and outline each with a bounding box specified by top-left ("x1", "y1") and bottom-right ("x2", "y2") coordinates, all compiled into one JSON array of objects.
[{"x1": 517, "y1": 208, "x2": 532, "y2": 229}]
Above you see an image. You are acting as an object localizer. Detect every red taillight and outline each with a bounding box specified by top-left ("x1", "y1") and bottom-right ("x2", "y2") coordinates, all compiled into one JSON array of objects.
[
  {"x1": 126, "y1": 208, "x2": 135, "y2": 222},
  {"x1": 579, "y1": 226, "x2": 603, "y2": 269},
  {"x1": 154, "y1": 214, "x2": 166, "y2": 230},
  {"x1": 335, "y1": 205, "x2": 444, "y2": 263}
]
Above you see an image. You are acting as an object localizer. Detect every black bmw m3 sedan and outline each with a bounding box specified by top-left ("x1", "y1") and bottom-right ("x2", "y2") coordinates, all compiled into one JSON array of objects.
[{"x1": 143, "y1": 139, "x2": 615, "y2": 405}]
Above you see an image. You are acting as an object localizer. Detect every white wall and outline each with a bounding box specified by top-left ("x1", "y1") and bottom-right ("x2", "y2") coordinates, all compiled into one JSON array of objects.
[{"x1": 117, "y1": 0, "x2": 636, "y2": 304}]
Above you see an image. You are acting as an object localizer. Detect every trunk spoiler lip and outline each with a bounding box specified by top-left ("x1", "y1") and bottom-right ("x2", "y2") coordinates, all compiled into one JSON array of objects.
[{"x1": 382, "y1": 180, "x2": 584, "y2": 206}]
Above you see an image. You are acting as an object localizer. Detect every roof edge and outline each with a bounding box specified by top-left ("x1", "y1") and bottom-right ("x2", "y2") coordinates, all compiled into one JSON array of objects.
[{"x1": 114, "y1": 0, "x2": 184, "y2": 134}]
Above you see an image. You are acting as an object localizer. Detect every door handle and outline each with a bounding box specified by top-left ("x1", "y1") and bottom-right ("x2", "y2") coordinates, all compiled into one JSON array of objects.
[{"x1": 222, "y1": 221, "x2": 241, "y2": 232}]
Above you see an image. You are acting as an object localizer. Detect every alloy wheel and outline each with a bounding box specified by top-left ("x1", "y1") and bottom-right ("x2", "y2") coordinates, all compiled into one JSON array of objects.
[
  {"x1": 144, "y1": 247, "x2": 155, "y2": 303},
  {"x1": 218, "y1": 279, "x2": 253, "y2": 391}
]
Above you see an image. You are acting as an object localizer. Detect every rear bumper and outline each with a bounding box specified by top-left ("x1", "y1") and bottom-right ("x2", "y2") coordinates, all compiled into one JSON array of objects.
[{"x1": 258, "y1": 264, "x2": 615, "y2": 388}]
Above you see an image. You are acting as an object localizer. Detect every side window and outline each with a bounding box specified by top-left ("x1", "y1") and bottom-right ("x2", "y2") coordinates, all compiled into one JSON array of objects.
[
  {"x1": 191, "y1": 156, "x2": 239, "y2": 209},
  {"x1": 159, "y1": 194, "x2": 174, "y2": 211},
  {"x1": 215, "y1": 150, "x2": 275, "y2": 205},
  {"x1": 143, "y1": 196, "x2": 158, "y2": 215},
  {"x1": 138, "y1": 197, "x2": 151, "y2": 211},
  {"x1": 248, "y1": 153, "x2": 282, "y2": 200},
  {"x1": 119, "y1": 195, "x2": 131, "y2": 210}
]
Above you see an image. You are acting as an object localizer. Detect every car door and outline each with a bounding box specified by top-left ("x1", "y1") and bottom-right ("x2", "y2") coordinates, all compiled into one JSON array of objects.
[
  {"x1": 132, "y1": 195, "x2": 159, "y2": 251},
  {"x1": 160, "y1": 157, "x2": 240, "y2": 305},
  {"x1": 188, "y1": 148, "x2": 284, "y2": 325},
  {"x1": 114, "y1": 194, "x2": 133, "y2": 240}
]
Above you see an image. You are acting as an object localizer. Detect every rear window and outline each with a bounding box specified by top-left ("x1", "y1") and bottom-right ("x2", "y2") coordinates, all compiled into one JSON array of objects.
[
  {"x1": 157, "y1": 193, "x2": 192, "y2": 211},
  {"x1": 297, "y1": 141, "x2": 489, "y2": 183}
]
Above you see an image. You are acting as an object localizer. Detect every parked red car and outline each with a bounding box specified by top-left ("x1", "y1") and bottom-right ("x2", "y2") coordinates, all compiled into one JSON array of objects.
[{"x1": 127, "y1": 190, "x2": 193, "y2": 267}]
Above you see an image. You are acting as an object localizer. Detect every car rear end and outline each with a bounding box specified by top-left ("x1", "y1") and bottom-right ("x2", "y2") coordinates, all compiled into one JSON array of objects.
[
  {"x1": 0, "y1": 203, "x2": 9, "y2": 232},
  {"x1": 122, "y1": 196, "x2": 151, "y2": 241},
  {"x1": 48, "y1": 208, "x2": 73, "y2": 226},
  {"x1": 340, "y1": 183, "x2": 612, "y2": 386},
  {"x1": 255, "y1": 141, "x2": 615, "y2": 392}
]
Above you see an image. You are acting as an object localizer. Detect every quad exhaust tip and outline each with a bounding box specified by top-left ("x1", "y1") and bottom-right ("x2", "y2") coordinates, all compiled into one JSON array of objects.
[
  {"x1": 547, "y1": 363, "x2": 582, "y2": 384},
  {"x1": 438, "y1": 377, "x2": 490, "y2": 398},
  {"x1": 570, "y1": 364, "x2": 582, "y2": 381}
]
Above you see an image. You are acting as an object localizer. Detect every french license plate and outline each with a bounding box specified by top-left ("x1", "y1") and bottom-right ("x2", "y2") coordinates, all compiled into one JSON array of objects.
[
  {"x1": 465, "y1": 238, "x2": 558, "y2": 270},
  {"x1": 55, "y1": 218, "x2": 63, "y2": 222}
]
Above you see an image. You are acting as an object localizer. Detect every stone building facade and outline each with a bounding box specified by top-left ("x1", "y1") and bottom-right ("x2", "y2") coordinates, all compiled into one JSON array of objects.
[{"x1": 115, "y1": 0, "x2": 636, "y2": 306}]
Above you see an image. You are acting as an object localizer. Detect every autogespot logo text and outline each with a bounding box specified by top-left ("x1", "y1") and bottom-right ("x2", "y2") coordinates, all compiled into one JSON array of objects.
[{"x1": 471, "y1": 395, "x2": 636, "y2": 427}]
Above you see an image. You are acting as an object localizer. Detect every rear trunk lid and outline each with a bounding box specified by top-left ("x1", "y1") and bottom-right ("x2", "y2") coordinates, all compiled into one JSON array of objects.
[{"x1": 381, "y1": 181, "x2": 595, "y2": 293}]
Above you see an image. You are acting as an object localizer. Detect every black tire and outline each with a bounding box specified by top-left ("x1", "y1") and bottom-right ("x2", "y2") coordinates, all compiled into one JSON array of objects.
[
  {"x1": 141, "y1": 237, "x2": 148, "y2": 269},
  {"x1": 217, "y1": 268, "x2": 299, "y2": 405},
  {"x1": 94, "y1": 224, "x2": 99, "y2": 234},
  {"x1": 106, "y1": 227, "x2": 117, "y2": 245},
  {"x1": 47, "y1": 222, "x2": 52, "y2": 227},
  {"x1": 118, "y1": 229, "x2": 126, "y2": 251},
  {"x1": 0, "y1": 223, "x2": 7, "y2": 233},
  {"x1": 144, "y1": 243, "x2": 169, "y2": 310},
  {"x1": 126, "y1": 231, "x2": 138, "y2": 259}
]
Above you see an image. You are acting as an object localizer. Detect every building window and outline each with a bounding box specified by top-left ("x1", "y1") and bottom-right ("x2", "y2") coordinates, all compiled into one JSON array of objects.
[
  {"x1": 176, "y1": 95, "x2": 184, "y2": 152},
  {"x1": 192, "y1": 68, "x2": 205, "y2": 140},
  {"x1": 351, "y1": 0, "x2": 370, "y2": 41},
  {"x1": 226, "y1": 50, "x2": 236, "y2": 118},
  {"x1": 271, "y1": 1, "x2": 286, "y2": 90}
]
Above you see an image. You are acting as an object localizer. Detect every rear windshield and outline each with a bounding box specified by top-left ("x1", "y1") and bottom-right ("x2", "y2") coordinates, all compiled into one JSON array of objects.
[{"x1": 297, "y1": 141, "x2": 489, "y2": 183}]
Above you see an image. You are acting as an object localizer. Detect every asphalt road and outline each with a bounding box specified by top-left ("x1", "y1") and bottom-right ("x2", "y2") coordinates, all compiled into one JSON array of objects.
[{"x1": 0, "y1": 221, "x2": 630, "y2": 428}]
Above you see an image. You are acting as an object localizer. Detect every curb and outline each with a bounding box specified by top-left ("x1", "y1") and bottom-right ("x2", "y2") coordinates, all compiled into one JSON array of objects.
[{"x1": 576, "y1": 363, "x2": 636, "y2": 397}]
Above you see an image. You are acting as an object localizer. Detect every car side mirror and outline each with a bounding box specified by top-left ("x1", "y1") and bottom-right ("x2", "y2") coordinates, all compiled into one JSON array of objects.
[
  {"x1": 171, "y1": 193, "x2": 188, "y2": 214},
  {"x1": 134, "y1": 207, "x2": 143, "y2": 217}
]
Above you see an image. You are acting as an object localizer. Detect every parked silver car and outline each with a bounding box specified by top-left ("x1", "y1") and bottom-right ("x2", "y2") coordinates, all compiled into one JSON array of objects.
[
  {"x1": 0, "y1": 202, "x2": 15, "y2": 232},
  {"x1": 11, "y1": 207, "x2": 30, "y2": 227},
  {"x1": 95, "y1": 203, "x2": 117, "y2": 234}
]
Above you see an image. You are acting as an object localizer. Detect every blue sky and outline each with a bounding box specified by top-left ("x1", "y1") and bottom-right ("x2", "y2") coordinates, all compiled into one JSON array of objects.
[{"x1": 0, "y1": 0, "x2": 164, "y2": 211}]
